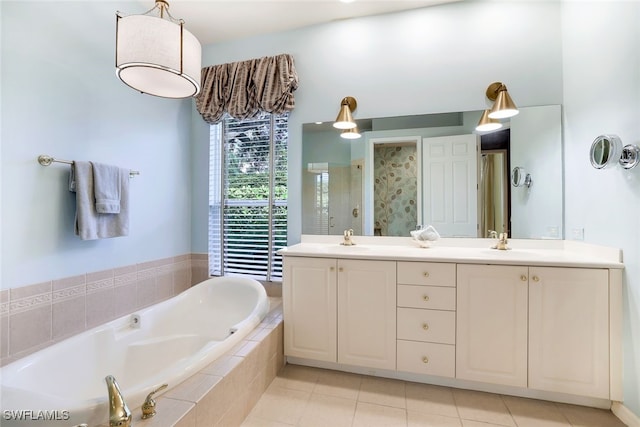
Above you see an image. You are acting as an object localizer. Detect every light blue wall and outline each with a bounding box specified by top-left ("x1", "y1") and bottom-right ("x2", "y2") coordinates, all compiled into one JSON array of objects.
[
  {"x1": 561, "y1": 1, "x2": 640, "y2": 417},
  {"x1": 1, "y1": 2, "x2": 193, "y2": 289}
]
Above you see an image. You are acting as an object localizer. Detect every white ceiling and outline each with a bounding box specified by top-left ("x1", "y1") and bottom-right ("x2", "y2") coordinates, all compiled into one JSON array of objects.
[{"x1": 139, "y1": 0, "x2": 460, "y2": 45}]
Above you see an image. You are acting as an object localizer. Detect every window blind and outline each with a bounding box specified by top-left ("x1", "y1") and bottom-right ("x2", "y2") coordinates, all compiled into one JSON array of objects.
[{"x1": 209, "y1": 112, "x2": 288, "y2": 281}]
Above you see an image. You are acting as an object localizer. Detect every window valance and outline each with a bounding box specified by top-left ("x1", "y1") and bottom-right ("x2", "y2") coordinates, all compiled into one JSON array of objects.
[{"x1": 195, "y1": 53, "x2": 299, "y2": 124}]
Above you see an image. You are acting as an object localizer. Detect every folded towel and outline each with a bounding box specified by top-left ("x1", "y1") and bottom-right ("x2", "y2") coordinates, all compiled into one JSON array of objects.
[
  {"x1": 71, "y1": 161, "x2": 130, "y2": 240},
  {"x1": 410, "y1": 225, "x2": 440, "y2": 242},
  {"x1": 91, "y1": 162, "x2": 124, "y2": 214}
]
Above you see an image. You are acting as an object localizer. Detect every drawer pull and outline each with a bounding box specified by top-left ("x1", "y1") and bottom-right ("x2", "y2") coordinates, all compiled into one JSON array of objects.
[
  {"x1": 423, "y1": 272, "x2": 430, "y2": 278},
  {"x1": 422, "y1": 356, "x2": 429, "y2": 364},
  {"x1": 520, "y1": 275, "x2": 527, "y2": 281},
  {"x1": 422, "y1": 323, "x2": 429, "y2": 331},
  {"x1": 422, "y1": 294, "x2": 430, "y2": 302},
  {"x1": 532, "y1": 275, "x2": 540, "y2": 282},
  {"x1": 330, "y1": 266, "x2": 335, "y2": 272}
]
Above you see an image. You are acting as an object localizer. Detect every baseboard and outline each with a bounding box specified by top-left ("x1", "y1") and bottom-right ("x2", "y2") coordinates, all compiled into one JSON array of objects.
[{"x1": 612, "y1": 402, "x2": 640, "y2": 427}]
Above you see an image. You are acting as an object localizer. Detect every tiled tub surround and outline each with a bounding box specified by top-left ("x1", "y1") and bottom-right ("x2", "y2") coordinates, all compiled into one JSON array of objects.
[
  {"x1": 99, "y1": 301, "x2": 285, "y2": 427},
  {"x1": 0, "y1": 253, "x2": 210, "y2": 367}
]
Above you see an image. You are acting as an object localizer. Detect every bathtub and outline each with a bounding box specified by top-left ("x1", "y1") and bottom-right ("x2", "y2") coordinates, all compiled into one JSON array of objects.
[{"x1": 1, "y1": 276, "x2": 269, "y2": 427}]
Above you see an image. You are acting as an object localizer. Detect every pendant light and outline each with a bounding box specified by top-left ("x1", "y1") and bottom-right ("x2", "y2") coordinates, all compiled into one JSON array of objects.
[{"x1": 116, "y1": 0, "x2": 202, "y2": 98}]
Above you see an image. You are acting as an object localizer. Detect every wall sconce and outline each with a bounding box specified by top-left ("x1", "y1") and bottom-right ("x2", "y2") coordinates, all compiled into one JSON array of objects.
[
  {"x1": 333, "y1": 96, "x2": 358, "y2": 129},
  {"x1": 590, "y1": 134, "x2": 640, "y2": 170},
  {"x1": 116, "y1": 0, "x2": 202, "y2": 98},
  {"x1": 475, "y1": 109, "x2": 503, "y2": 132},
  {"x1": 486, "y1": 82, "x2": 519, "y2": 119},
  {"x1": 341, "y1": 126, "x2": 362, "y2": 140}
]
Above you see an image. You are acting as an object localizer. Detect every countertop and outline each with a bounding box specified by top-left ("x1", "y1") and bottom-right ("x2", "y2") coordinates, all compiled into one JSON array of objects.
[{"x1": 278, "y1": 236, "x2": 624, "y2": 269}]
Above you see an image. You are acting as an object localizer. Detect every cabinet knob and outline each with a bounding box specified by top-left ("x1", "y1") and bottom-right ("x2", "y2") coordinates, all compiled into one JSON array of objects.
[
  {"x1": 532, "y1": 275, "x2": 540, "y2": 282},
  {"x1": 423, "y1": 272, "x2": 430, "y2": 278},
  {"x1": 520, "y1": 275, "x2": 527, "y2": 282},
  {"x1": 422, "y1": 294, "x2": 430, "y2": 302},
  {"x1": 339, "y1": 267, "x2": 344, "y2": 272},
  {"x1": 330, "y1": 267, "x2": 335, "y2": 272},
  {"x1": 422, "y1": 323, "x2": 429, "y2": 331},
  {"x1": 422, "y1": 356, "x2": 429, "y2": 364}
]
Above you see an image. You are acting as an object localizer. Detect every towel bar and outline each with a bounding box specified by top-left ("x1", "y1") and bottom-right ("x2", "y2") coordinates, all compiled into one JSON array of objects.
[{"x1": 37, "y1": 154, "x2": 140, "y2": 177}]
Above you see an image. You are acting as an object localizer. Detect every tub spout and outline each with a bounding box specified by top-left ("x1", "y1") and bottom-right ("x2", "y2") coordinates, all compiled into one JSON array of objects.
[{"x1": 105, "y1": 375, "x2": 132, "y2": 427}]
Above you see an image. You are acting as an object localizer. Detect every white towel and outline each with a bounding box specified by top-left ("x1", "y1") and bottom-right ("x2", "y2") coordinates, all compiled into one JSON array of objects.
[
  {"x1": 410, "y1": 225, "x2": 440, "y2": 242},
  {"x1": 91, "y1": 162, "x2": 124, "y2": 214},
  {"x1": 71, "y1": 161, "x2": 130, "y2": 240}
]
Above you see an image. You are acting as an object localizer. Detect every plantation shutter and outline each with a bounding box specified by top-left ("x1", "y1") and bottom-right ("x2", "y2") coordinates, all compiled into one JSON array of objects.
[{"x1": 209, "y1": 111, "x2": 288, "y2": 281}]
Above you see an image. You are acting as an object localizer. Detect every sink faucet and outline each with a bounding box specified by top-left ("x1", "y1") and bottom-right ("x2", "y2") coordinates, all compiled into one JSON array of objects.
[
  {"x1": 105, "y1": 375, "x2": 132, "y2": 427},
  {"x1": 341, "y1": 229, "x2": 355, "y2": 246},
  {"x1": 488, "y1": 230, "x2": 498, "y2": 239},
  {"x1": 491, "y1": 232, "x2": 510, "y2": 250}
]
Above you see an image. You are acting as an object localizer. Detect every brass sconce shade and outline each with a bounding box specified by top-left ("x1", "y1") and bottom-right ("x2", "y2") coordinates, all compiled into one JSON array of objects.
[
  {"x1": 341, "y1": 126, "x2": 362, "y2": 139},
  {"x1": 333, "y1": 96, "x2": 358, "y2": 129},
  {"x1": 116, "y1": 0, "x2": 202, "y2": 98},
  {"x1": 475, "y1": 109, "x2": 503, "y2": 132},
  {"x1": 486, "y1": 82, "x2": 519, "y2": 119}
]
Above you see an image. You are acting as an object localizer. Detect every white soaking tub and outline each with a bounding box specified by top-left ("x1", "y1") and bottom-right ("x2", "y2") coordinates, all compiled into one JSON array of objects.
[{"x1": 1, "y1": 276, "x2": 269, "y2": 427}]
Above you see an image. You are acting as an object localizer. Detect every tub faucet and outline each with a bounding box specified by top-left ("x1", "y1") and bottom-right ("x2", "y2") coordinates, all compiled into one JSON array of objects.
[{"x1": 105, "y1": 375, "x2": 132, "y2": 427}]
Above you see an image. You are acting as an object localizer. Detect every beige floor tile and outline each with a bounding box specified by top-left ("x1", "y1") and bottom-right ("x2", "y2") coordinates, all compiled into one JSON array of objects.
[
  {"x1": 408, "y1": 411, "x2": 462, "y2": 427},
  {"x1": 501, "y1": 395, "x2": 570, "y2": 427},
  {"x1": 461, "y1": 420, "x2": 512, "y2": 427},
  {"x1": 314, "y1": 370, "x2": 362, "y2": 400},
  {"x1": 405, "y1": 382, "x2": 459, "y2": 418},
  {"x1": 554, "y1": 402, "x2": 628, "y2": 427},
  {"x1": 271, "y1": 364, "x2": 321, "y2": 392},
  {"x1": 241, "y1": 416, "x2": 295, "y2": 427},
  {"x1": 359, "y1": 376, "x2": 407, "y2": 409},
  {"x1": 353, "y1": 402, "x2": 408, "y2": 427},
  {"x1": 246, "y1": 385, "x2": 310, "y2": 425},
  {"x1": 452, "y1": 389, "x2": 515, "y2": 427},
  {"x1": 298, "y1": 393, "x2": 357, "y2": 427}
]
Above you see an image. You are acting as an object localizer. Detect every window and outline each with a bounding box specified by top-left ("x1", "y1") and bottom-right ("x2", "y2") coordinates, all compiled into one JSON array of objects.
[{"x1": 209, "y1": 112, "x2": 288, "y2": 281}]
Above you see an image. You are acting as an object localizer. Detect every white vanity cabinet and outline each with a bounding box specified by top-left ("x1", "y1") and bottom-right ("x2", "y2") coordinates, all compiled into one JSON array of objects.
[
  {"x1": 282, "y1": 256, "x2": 337, "y2": 362},
  {"x1": 456, "y1": 264, "x2": 529, "y2": 387},
  {"x1": 280, "y1": 237, "x2": 623, "y2": 405},
  {"x1": 338, "y1": 259, "x2": 396, "y2": 370},
  {"x1": 396, "y1": 262, "x2": 456, "y2": 378},
  {"x1": 528, "y1": 266, "x2": 610, "y2": 399},
  {"x1": 456, "y1": 264, "x2": 611, "y2": 399},
  {"x1": 283, "y1": 256, "x2": 397, "y2": 370}
]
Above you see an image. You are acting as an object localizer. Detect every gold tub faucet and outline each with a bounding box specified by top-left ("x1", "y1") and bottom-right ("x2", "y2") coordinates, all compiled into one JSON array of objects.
[
  {"x1": 141, "y1": 384, "x2": 168, "y2": 419},
  {"x1": 105, "y1": 375, "x2": 132, "y2": 427}
]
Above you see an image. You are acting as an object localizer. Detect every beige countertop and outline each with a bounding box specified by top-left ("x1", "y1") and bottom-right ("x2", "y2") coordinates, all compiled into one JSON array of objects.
[{"x1": 278, "y1": 236, "x2": 624, "y2": 269}]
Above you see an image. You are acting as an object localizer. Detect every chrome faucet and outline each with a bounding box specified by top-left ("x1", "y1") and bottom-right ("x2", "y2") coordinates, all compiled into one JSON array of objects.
[
  {"x1": 105, "y1": 375, "x2": 132, "y2": 427},
  {"x1": 341, "y1": 229, "x2": 355, "y2": 246},
  {"x1": 491, "y1": 232, "x2": 510, "y2": 250}
]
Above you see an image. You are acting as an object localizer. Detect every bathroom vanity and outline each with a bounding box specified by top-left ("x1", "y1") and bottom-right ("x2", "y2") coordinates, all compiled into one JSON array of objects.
[{"x1": 280, "y1": 235, "x2": 623, "y2": 407}]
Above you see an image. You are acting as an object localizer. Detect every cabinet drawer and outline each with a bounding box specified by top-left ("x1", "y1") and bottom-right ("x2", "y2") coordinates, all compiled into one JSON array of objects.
[
  {"x1": 397, "y1": 285, "x2": 456, "y2": 310},
  {"x1": 397, "y1": 340, "x2": 455, "y2": 378},
  {"x1": 397, "y1": 308, "x2": 455, "y2": 344},
  {"x1": 397, "y1": 262, "x2": 455, "y2": 287}
]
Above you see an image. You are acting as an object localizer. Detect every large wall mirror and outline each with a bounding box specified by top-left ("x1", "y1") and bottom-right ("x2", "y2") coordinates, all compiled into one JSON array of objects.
[{"x1": 301, "y1": 105, "x2": 563, "y2": 239}]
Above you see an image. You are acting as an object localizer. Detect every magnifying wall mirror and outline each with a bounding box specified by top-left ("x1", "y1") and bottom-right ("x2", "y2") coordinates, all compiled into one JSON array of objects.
[{"x1": 590, "y1": 134, "x2": 622, "y2": 169}]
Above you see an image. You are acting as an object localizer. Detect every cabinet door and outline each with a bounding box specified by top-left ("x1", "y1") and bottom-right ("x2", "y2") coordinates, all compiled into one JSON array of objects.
[
  {"x1": 456, "y1": 264, "x2": 528, "y2": 387},
  {"x1": 283, "y1": 257, "x2": 337, "y2": 362},
  {"x1": 529, "y1": 267, "x2": 609, "y2": 399},
  {"x1": 338, "y1": 259, "x2": 396, "y2": 370}
]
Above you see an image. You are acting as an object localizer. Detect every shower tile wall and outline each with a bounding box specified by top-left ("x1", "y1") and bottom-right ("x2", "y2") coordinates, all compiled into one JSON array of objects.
[{"x1": 0, "y1": 254, "x2": 198, "y2": 367}]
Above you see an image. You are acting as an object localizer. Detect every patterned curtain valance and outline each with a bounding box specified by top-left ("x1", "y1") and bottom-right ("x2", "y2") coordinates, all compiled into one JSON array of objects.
[{"x1": 195, "y1": 53, "x2": 299, "y2": 124}]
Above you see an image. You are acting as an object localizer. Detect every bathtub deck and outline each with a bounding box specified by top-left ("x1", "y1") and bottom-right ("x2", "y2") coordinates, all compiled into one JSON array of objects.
[{"x1": 103, "y1": 297, "x2": 284, "y2": 427}]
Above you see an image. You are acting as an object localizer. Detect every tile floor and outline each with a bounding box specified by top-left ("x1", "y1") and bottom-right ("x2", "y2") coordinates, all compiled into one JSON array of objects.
[{"x1": 242, "y1": 364, "x2": 627, "y2": 427}]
